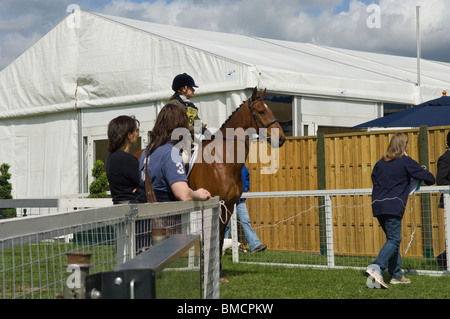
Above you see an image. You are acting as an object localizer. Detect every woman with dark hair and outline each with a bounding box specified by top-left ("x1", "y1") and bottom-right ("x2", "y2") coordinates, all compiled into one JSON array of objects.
[
  {"x1": 106, "y1": 115, "x2": 140, "y2": 204},
  {"x1": 136, "y1": 103, "x2": 211, "y2": 203},
  {"x1": 366, "y1": 132, "x2": 435, "y2": 288},
  {"x1": 135, "y1": 104, "x2": 210, "y2": 245}
]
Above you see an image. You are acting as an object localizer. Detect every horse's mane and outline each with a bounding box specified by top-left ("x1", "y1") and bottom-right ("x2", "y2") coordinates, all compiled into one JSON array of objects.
[{"x1": 219, "y1": 102, "x2": 245, "y2": 131}]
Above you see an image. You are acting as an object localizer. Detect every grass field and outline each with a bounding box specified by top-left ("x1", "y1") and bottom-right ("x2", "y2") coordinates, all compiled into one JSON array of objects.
[
  {"x1": 2, "y1": 240, "x2": 450, "y2": 299},
  {"x1": 220, "y1": 254, "x2": 450, "y2": 299}
]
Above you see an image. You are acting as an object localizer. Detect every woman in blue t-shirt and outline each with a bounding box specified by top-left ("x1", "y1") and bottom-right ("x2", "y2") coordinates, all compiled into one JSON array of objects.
[{"x1": 136, "y1": 103, "x2": 211, "y2": 203}]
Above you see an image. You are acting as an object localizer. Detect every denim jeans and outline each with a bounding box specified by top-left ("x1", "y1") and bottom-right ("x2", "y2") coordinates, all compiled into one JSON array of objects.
[
  {"x1": 224, "y1": 200, "x2": 262, "y2": 251},
  {"x1": 371, "y1": 214, "x2": 403, "y2": 279}
]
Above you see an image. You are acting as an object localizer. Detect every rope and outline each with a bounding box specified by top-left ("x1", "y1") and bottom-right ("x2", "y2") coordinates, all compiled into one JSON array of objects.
[
  {"x1": 219, "y1": 200, "x2": 233, "y2": 224},
  {"x1": 404, "y1": 194, "x2": 416, "y2": 254},
  {"x1": 225, "y1": 194, "x2": 420, "y2": 254},
  {"x1": 248, "y1": 195, "x2": 419, "y2": 254}
]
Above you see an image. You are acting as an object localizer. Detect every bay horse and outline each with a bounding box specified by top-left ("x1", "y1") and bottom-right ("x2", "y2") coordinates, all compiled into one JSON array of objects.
[
  {"x1": 135, "y1": 87, "x2": 285, "y2": 281},
  {"x1": 189, "y1": 87, "x2": 285, "y2": 281}
]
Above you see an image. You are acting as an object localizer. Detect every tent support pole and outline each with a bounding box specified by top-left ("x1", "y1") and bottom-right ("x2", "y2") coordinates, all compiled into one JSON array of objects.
[
  {"x1": 416, "y1": 6, "x2": 422, "y2": 92},
  {"x1": 77, "y1": 108, "x2": 84, "y2": 194}
]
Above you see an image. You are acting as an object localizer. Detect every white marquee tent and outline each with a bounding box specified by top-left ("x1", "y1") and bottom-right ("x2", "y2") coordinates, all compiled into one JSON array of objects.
[{"x1": 1, "y1": 9, "x2": 450, "y2": 198}]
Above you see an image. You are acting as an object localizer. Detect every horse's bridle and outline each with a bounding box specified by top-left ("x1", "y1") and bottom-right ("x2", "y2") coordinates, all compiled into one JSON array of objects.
[
  {"x1": 248, "y1": 98, "x2": 279, "y2": 129},
  {"x1": 217, "y1": 98, "x2": 279, "y2": 142}
]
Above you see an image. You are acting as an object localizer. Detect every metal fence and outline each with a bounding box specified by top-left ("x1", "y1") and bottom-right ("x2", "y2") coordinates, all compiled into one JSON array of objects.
[
  {"x1": 0, "y1": 197, "x2": 221, "y2": 299},
  {"x1": 229, "y1": 186, "x2": 450, "y2": 276}
]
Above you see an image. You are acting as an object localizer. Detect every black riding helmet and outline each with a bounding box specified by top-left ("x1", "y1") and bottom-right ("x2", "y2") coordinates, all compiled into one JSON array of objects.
[{"x1": 172, "y1": 73, "x2": 198, "y2": 91}]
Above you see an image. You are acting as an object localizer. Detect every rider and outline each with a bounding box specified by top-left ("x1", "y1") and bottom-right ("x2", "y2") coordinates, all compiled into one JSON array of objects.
[{"x1": 169, "y1": 73, "x2": 207, "y2": 141}]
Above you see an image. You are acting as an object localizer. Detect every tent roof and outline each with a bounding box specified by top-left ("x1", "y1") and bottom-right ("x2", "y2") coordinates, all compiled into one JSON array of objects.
[
  {"x1": 1, "y1": 9, "x2": 450, "y2": 119},
  {"x1": 103, "y1": 11, "x2": 450, "y2": 87}
]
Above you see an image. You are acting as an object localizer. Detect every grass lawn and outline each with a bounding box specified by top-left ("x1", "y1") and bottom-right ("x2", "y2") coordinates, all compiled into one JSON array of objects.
[{"x1": 220, "y1": 254, "x2": 450, "y2": 299}]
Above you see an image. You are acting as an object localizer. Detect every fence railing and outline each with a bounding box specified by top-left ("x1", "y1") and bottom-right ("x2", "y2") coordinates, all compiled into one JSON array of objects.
[
  {"x1": 229, "y1": 186, "x2": 450, "y2": 275},
  {"x1": 0, "y1": 196, "x2": 114, "y2": 218},
  {"x1": 0, "y1": 197, "x2": 221, "y2": 299}
]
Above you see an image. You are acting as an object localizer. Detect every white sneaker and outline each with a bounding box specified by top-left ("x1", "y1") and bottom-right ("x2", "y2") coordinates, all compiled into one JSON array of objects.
[
  {"x1": 365, "y1": 265, "x2": 388, "y2": 289},
  {"x1": 390, "y1": 276, "x2": 411, "y2": 284}
]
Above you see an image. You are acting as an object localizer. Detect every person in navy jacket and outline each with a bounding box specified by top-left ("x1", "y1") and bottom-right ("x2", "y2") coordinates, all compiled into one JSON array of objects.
[{"x1": 366, "y1": 132, "x2": 435, "y2": 288}]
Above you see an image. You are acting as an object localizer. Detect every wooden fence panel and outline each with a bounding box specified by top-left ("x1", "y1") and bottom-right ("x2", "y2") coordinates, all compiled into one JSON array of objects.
[{"x1": 246, "y1": 125, "x2": 450, "y2": 258}]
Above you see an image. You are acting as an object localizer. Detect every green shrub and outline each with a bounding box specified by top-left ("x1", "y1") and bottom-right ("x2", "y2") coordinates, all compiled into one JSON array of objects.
[
  {"x1": 0, "y1": 163, "x2": 16, "y2": 218},
  {"x1": 87, "y1": 160, "x2": 109, "y2": 198}
]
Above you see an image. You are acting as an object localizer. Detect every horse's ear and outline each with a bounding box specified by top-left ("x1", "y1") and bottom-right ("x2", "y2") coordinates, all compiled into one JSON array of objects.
[
  {"x1": 260, "y1": 88, "x2": 266, "y2": 100},
  {"x1": 251, "y1": 87, "x2": 258, "y2": 101}
]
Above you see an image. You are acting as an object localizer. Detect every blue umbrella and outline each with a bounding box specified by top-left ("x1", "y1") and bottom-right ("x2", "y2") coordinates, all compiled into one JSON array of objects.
[{"x1": 354, "y1": 93, "x2": 450, "y2": 128}]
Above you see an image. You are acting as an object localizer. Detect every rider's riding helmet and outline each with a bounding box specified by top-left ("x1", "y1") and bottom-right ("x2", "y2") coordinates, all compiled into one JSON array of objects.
[{"x1": 172, "y1": 73, "x2": 198, "y2": 91}]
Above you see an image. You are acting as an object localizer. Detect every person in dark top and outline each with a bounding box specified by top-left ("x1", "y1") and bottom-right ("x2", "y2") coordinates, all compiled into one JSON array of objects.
[
  {"x1": 437, "y1": 132, "x2": 450, "y2": 204},
  {"x1": 106, "y1": 115, "x2": 140, "y2": 204},
  {"x1": 366, "y1": 132, "x2": 435, "y2": 288},
  {"x1": 436, "y1": 131, "x2": 450, "y2": 268}
]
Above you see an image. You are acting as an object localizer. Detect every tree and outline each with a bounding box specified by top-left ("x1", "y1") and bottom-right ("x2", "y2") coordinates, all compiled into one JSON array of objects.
[
  {"x1": 87, "y1": 160, "x2": 109, "y2": 198},
  {"x1": 0, "y1": 163, "x2": 16, "y2": 218}
]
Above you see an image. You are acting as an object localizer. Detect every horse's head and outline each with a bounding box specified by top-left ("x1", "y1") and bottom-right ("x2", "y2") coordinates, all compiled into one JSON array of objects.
[{"x1": 247, "y1": 87, "x2": 286, "y2": 148}]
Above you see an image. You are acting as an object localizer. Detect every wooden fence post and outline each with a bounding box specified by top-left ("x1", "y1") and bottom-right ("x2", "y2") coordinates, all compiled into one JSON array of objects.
[
  {"x1": 419, "y1": 125, "x2": 433, "y2": 258},
  {"x1": 317, "y1": 133, "x2": 327, "y2": 256}
]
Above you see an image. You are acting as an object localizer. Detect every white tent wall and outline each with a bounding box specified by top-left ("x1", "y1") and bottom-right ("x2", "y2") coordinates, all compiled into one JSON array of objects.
[
  {"x1": 194, "y1": 91, "x2": 251, "y2": 130},
  {"x1": 258, "y1": 67, "x2": 421, "y2": 104},
  {"x1": 81, "y1": 91, "x2": 250, "y2": 146},
  {"x1": 80, "y1": 90, "x2": 249, "y2": 191},
  {"x1": 298, "y1": 97, "x2": 381, "y2": 129},
  {"x1": 0, "y1": 112, "x2": 78, "y2": 198},
  {"x1": 81, "y1": 102, "x2": 160, "y2": 193}
]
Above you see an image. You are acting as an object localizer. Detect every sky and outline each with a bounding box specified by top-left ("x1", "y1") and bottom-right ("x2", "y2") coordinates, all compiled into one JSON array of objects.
[{"x1": 1, "y1": 0, "x2": 449, "y2": 71}]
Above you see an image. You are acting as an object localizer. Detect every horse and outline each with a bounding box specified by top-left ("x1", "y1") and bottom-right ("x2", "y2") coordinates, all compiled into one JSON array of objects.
[
  {"x1": 135, "y1": 87, "x2": 286, "y2": 281},
  {"x1": 188, "y1": 87, "x2": 285, "y2": 281}
]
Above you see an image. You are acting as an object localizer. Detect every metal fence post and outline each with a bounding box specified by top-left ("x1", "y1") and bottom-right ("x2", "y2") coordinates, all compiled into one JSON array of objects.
[
  {"x1": 324, "y1": 195, "x2": 335, "y2": 268},
  {"x1": 203, "y1": 203, "x2": 221, "y2": 299},
  {"x1": 444, "y1": 193, "x2": 450, "y2": 271},
  {"x1": 116, "y1": 205, "x2": 138, "y2": 265},
  {"x1": 230, "y1": 204, "x2": 239, "y2": 263}
]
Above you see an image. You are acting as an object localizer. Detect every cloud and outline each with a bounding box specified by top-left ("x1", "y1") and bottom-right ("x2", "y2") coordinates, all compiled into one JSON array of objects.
[
  {"x1": 0, "y1": 0, "x2": 74, "y2": 68},
  {"x1": 99, "y1": 0, "x2": 345, "y2": 39}
]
